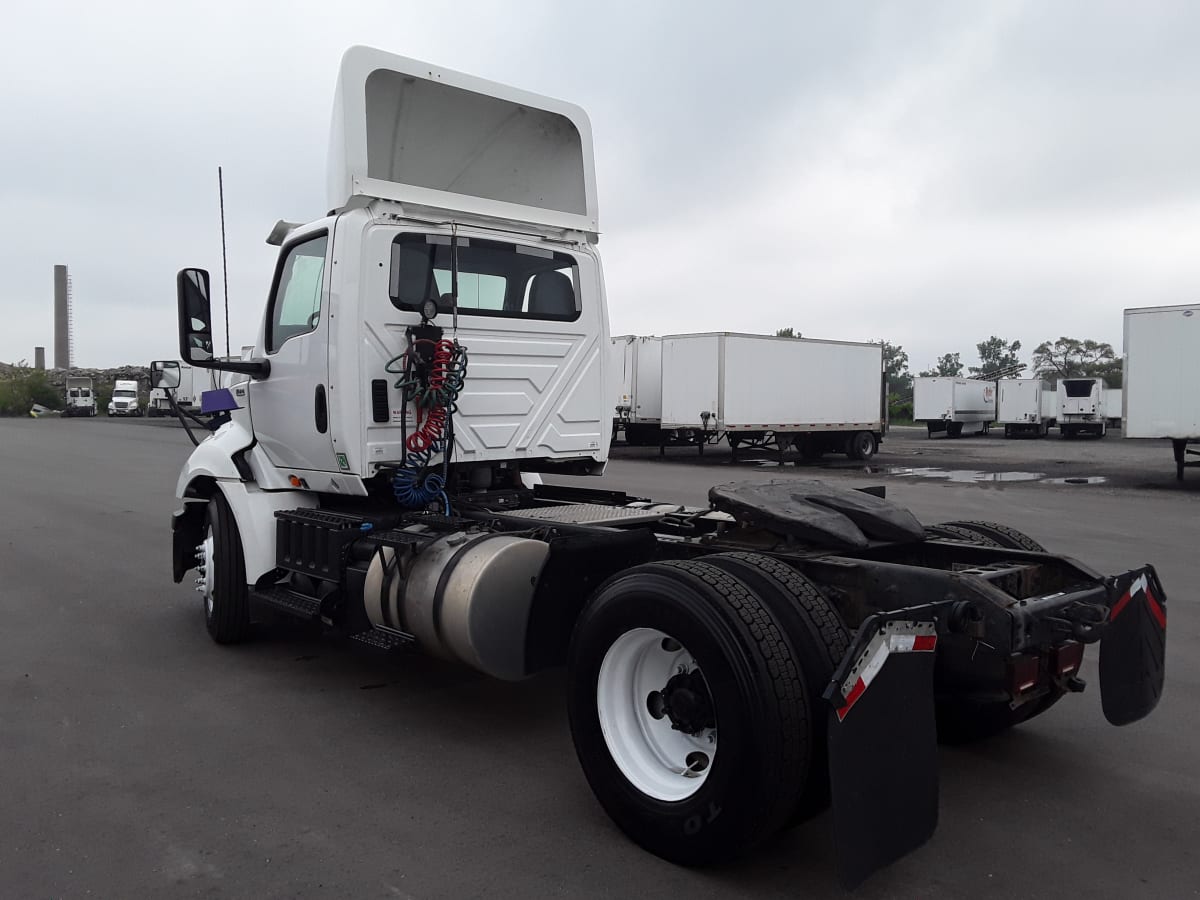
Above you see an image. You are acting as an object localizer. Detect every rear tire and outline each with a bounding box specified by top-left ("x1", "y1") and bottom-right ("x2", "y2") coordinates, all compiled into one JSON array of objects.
[
  {"x1": 936, "y1": 691, "x2": 1064, "y2": 744},
  {"x1": 844, "y1": 431, "x2": 877, "y2": 460},
  {"x1": 932, "y1": 520, "x2": 1045, "y2": 552},
  {"x1": 568, "y1": 559, "x2": 810, "y2": 866},
  {"x1": 947, "y1": 422, "x2": 963, "y2": 438},
  {"x1": 702, "y1": 552, "x2": 849, "y2": 822},
  {"x1": 200, "y1": 493, "x2": 251, "y2": 644}
]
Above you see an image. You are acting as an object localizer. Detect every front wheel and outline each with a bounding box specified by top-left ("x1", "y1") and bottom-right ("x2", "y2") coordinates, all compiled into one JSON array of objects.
[
  {"x1": 568, "y1": 560, "x2": 811, "y2": 866},
  {"x1": 197, "y1": 493, "x2": 251, "y2": 643}
]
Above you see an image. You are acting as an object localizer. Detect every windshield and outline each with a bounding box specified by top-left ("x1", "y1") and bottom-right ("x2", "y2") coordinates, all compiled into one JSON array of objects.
[{"x1": 114, "y1": 390, "x2": 136, "y2": 398}]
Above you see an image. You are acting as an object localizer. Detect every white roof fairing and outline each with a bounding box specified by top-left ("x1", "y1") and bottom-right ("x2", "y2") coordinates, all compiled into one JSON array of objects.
[{"x1": 327, "y1": 47, "x2": 599, "y2": 237}]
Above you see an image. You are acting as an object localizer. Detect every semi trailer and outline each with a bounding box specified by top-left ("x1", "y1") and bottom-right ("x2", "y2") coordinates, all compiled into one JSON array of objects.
[
  {"x1": 158, "y1": 47, "x2": 1167, "y2": 889},
  {"x1": 1058, "y1": 377, "x2": 1108, "y2": 438},
  {"x1": 913, "y1": 377, "x2": 994, "y2": 437},
  {"x1": 996, "y1": 378, "x2": 1053, "y2": 437},
  {"x1": 1124, "y1": 303, "x2": 1200, "y2": 478},
  {"x1": 63, "y1": 376, "x2": 97, "y2": 417},
  {"x1": 610, "y1": 335, "x2": 663, "y2": 445},
  {"x1": 657, "y1": 332, "x2": 885, "y2": 461}
]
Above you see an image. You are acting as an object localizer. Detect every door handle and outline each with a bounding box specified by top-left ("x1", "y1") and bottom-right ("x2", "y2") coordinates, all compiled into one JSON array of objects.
[{"x1": 314, "y1": 384, "x2": 328, "y2": 434}]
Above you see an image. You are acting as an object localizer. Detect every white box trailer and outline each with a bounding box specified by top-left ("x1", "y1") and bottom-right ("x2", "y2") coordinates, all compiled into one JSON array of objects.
[
  {"x1": 1058, "y1": 377, "x2": 1108, "y2": 438},
  {"x1": 610, "y1": 335, "x2": 662, "y2": 445},
  {"x1": 1124, "y1": 303, "x2": 1200, "y2": 478},
  {"x1": 659, "y1": 332, "x2": 885, "y2": 460},
  {"x1": 913, "y1": 377, "x2": 995, "y2": 437},
  {"x1": 996, "y1": 378, "x2": 1052, "y2": 437}
]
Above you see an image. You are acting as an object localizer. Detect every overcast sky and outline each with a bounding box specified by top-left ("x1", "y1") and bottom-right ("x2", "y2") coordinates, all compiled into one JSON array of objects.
[{"x1": 2, "y1": 0, "x2": 1199, "y2": 373}]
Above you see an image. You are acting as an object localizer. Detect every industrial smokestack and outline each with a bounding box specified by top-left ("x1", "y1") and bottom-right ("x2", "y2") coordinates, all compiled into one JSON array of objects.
[
  {"x1": 53, "y1": 265, "x2": 70, "y2": 370},
  {"x1": 34, "y1": 347, "x2": 45, "y2": 370}
]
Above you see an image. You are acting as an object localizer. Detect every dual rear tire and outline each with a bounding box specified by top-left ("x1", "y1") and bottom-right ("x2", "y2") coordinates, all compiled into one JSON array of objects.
[{"x1": 567, "y1": 554, "x2": 847, "y2": 865}]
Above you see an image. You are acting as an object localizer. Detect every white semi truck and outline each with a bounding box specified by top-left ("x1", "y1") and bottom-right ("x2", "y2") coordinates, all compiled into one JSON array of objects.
[
  {"x1": 156, "y1": 48, "x2": 1166, "y2": 888},
  {"x1": 658, "y1": 332, "x2": 886, "y2": 461},
  {"x1": 913, "y1": 377, "x2": 995, "y2": 437},
  {"x1": 995, "y1": 378, "x2": 1054, "y2": 438},
  {"x1": 1058, "y1": 377, "x2": 1108, "y2": 438},
  {"x1": 610, "y1": 334, "x2": 663, "y2": 445},
  {"x1": 107, "y1": 378, "x2": 142, "y2": 417},
  {"x1": 63, "y1": 376, "x2": 97, "y2": 417}
]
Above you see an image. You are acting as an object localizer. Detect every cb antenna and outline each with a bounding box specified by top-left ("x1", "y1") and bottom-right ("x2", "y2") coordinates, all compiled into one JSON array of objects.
[{"x1": 218, "y1": 166, "x2": 231, "y2": 359}]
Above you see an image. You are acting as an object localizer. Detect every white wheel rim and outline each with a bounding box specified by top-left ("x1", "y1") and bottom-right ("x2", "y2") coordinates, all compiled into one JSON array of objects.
[
  {"x1": 596, "y1": 627, "x2": 717, "y2": 802},
  {"x1": 196, "y1": 529, "x2": 215, "y2": 614}
]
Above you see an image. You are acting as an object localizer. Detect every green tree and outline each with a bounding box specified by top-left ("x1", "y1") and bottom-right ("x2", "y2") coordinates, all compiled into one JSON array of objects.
[
  {"x1": 0, "y1": 363, "x2": 61, "y2": 416},
  {"x1": 970, "y1": 336, "x2": 1022, "y2": 377},
  {"x1": 1032, "y1": 337, "x2": 1121, "y2": 385},
  {"x1": 775, "y1": 327, "x2": 801, "y2": 338},
  {"x1": 919, "y1": 353, "x2": 963, "y2": 377}
]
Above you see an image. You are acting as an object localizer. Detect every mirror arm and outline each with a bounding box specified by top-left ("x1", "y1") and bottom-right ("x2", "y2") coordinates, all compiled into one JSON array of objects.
[{"x1": 190, "y1": 358, "x2": 272, "y2": 378}]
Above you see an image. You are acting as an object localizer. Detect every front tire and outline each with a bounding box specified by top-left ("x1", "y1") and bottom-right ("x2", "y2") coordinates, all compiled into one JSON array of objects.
[
  {"x1": 568, "y1": 560, "x2": 810, "y2": 866},
  {"x1": 199, "y1": 493, "x2": 251, "y2": 644}
]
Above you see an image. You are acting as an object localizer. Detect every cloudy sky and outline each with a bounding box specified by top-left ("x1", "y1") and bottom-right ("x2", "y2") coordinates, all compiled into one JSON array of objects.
[{"x1": 2, "y1": 0, "x2": 1199, "y2": 373}]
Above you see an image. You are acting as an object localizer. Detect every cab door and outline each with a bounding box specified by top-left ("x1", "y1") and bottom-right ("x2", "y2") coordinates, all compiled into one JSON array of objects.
[{"x1": 249, "y1": 228, "x2": 339, "y2": 473}]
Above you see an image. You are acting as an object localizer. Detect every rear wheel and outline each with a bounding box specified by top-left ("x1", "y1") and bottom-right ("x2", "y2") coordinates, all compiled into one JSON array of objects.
[
  {"x1": 844, "y1": 430, "x2": 877, "y2": 460},
  {"x1": 925, "y1": 520, "x2": 1057, "y2": 741},
  {"x1": 932, "y1": 520, "x2": 1045, "y2": 552},
  {"x1": 702, "y1": 552, "x2": 848, "y2": 821},
  {"x1": 947, "y1": 422, "x2": 963, "y2": 438},
  {"x1": 568, "y1": 559, "x2": 809, "y2": 865},
  {"x1": 198, "y1": 493, "x2": 251, "y2": 644}
]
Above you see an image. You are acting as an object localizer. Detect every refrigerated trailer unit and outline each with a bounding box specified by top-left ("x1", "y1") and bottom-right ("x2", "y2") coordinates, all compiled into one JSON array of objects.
[
  {"x1": 610, "y1": 335, "x2": 662, "y2": 445},
  {"x1": 914, "y1": 377, "x2": 995, "y2": 437},
  {"x1": 63, "y1": 376, "x2": 97, "y2": 417},
  {"x1": 996, "y1": 379, "x2": 1053, "y2": 437},
  {"x1": 1124, "y1": 303, "x2": 1200, "y2": 478},
  {"x1": 1058, "y1": 378, "x2": 1108, "y2": 438},
  {"x1": 155, "y1": 47, "x2": 1168, "y2": 888},
  {"x1": 659, "y1": 332, "x2": 885, "y2": 460}
]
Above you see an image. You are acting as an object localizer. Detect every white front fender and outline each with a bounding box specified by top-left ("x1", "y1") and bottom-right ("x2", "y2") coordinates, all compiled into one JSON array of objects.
[{"x1": 176, "y1": 419, "x2": 318, "y2": 584}]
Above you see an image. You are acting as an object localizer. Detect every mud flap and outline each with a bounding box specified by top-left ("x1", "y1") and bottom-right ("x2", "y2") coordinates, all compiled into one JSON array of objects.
[
  {"x1": 1100, "y1": 566, "x2": 1166, "y2": 726},
  {"x1": 824, "y1": 615, "x2": 940, "y2": 889}
]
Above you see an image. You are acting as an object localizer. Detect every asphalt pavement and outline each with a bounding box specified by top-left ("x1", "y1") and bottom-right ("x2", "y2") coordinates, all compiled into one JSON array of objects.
[{"x1": 1, "y1": 417, "x2": 1197, "y2": 898}]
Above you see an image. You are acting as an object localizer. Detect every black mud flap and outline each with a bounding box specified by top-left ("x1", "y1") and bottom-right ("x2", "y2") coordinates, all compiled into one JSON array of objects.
[
  {"x1": 824, "y1": 614, "x2": 941, "y2": 889},
  {"x1": 1100, "y1": 566, "x2": 1167, "y2": 726}
]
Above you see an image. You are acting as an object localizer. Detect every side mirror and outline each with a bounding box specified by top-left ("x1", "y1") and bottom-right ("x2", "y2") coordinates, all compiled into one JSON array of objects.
[
  {"x1": 151, "y1": 360, "x2": 181, "y2": 389},
  {"x1": 177, "y1": 268, "x2": 214, "y2": 364}
]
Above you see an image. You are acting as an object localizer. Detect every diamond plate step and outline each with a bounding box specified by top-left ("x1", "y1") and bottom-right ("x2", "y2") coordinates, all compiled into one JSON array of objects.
[
  {"x1": 500, "y1": 503, "x2": 677, "y2": 526},
  {"x1": 350, "y1": 627, "x2": 414, "y2": 650},
  {"x1": 250, "y1": 585, "x2": 322, "y2": 620}
]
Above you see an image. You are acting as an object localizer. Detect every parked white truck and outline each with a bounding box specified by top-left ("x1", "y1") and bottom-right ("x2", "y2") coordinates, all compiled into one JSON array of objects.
[
  {"x1": 913, "y1": 377, "x2": 995, "y2": 437},
  {"x1": 1124, "y1": 303, "x2": 1200, "y2": 478},
  {"x1": 610, "y1": 334, "x2": 662, "y2": 445},
  {"x1": 148, "y1": 362, "x2": 196, "y2": 416},
  {"x1": 658, "y1": 332, "x2": 885, "y2": 460},
  {"x1": 996, "y1": 378, "x2": 1053, "y2": 437},
  {"x1": 63, "y1": 376, "x2": 97, "y2": 417},
  {"x1": 1057, "y1": 377, "x2": 1107, "y2": 438},
  {"x1": 107, "y1": 379, "x2": 142, "y2": 417},
  {"x1": 155, "y1": 47, "x2": 1166, "y2": 888}
]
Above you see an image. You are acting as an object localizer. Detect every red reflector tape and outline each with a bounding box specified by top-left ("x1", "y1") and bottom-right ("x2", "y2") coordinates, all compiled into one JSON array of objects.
[
  {"x1": 836, "y1": 625, "x2": 938, "y2": 721},
  {"x1": 1146, "y1": 588, "x2": 1166, "y2": 630}
]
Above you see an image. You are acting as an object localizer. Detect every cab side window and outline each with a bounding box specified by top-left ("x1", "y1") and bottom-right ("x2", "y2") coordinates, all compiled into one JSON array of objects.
[{"x1": 267, "y1": 234, "x2": 328, "y2": 353}]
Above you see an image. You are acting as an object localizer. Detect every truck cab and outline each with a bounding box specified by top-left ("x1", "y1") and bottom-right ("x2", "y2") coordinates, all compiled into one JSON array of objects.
[{"x1": 108, "y1": 379, "x2": 142, "y2": 417}]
